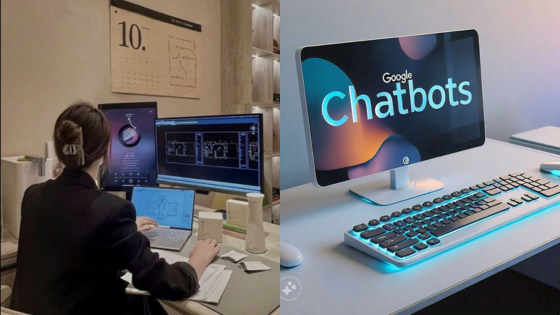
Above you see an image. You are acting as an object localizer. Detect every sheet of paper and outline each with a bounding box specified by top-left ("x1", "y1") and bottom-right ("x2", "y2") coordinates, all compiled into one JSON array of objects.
[
  {"x1": 239, "y1": 261, "x2": 271, "y2": 272},
  {"x1": 220, "y1": 250, "x2": 247, "y2": 263},
  {"x1": 190, "y1": 270, "x2": 232, "y2": 304},
  {"x1": 153, "y1": 249, "x2": 189, "y2": 265}
]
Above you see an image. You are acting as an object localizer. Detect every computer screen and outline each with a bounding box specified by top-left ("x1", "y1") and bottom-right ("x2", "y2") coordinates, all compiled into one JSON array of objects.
[
  {"x1": 297, "y1": 29, "x2": 485, "y2": 187},
  {"x1": 155, "y1": 114, "x2": 263, "y2": 194},
  {"x1": 98, "y1": 102, "x2": 158, "y2": 193},
  {"x1": 132, "y1": 187, "x2": 194, "y2": 230}
]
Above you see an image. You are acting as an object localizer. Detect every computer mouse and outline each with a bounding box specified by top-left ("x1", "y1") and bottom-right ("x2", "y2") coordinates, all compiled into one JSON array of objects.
[
  {"x1": 280, "y1": 241, "x2": 303, "y2": 268},
  {"x1": 540, "y1": 161, "x2": 560, "y2": 176}
]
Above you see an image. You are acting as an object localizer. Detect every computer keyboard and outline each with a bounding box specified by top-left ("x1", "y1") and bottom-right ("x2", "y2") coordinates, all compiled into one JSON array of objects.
[
  {"x1": 344, "y1": 171, "x2": 560, "y2": 267},
  {"x1": 145, "y1": 228, "x2": 189, "y2": 240}
]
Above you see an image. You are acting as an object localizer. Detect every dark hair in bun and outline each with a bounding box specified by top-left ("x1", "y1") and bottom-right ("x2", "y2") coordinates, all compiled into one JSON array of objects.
[{"x1": 54, "y1": 101, "x2": 111, "y2": 169}]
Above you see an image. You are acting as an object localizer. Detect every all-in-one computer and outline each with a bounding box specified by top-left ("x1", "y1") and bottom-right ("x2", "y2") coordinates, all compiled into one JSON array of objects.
[{"x1": 296, "y1": 29, "x2": 560, "y2": 266}]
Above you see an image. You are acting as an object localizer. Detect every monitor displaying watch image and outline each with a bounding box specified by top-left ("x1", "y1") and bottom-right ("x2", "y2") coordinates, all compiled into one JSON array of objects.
[
  {"x1": 296, "y1": 29, "x2": 485, "y2": 187},
  {"x1": 98, "y1": 102, "x2": 158, "y2": 194}
]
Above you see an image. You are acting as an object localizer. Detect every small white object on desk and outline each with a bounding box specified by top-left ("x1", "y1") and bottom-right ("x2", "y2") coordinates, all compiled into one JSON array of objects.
[
  {"x1": 245, "y1": 193, "x2": 267, "y2": 254},
  {"x1": 239, "y1": 261, "x2": 271, "y2": 272},
  {"x1": 279, "y1": 241, "x2": 303, "y2": 268},
  {"x1": 198, "y1": 212, "x2": 223, "y2": 242},
  {"x1": 220, "y1": 250, "x2": 247, "y2": 263},
  {"x1": 226, "y1": 199, "x2": 249, "y2": 228}
]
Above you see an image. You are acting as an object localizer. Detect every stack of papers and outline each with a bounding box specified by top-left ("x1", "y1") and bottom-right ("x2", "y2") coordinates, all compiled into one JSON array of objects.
[
  {"x1": 221, "y1": 250, "x2": 247, "y2": 263},
  {"x1": 0, "y1": 242, "x2": 18, "y2": 260},
  {"x1": 121, "y1": 249, "x2": 232, "y2": 304}
]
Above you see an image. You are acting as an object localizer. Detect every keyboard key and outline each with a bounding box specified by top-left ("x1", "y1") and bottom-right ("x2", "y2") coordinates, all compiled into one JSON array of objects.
[
  {"x1": 536, "y1": 179, "x2": 550, "y2": 185},
  {"x1": 424, "y1": 224, "x2": 435, "y2": 230},
  {"x1": 441, "y1": 219, "x2": 452, "y2": 225},
  {"x1": 483, "y1": 197, "x2": 496, "y2": 203},
  {"x1": 451, "y1": 191, "x2": 462, "y2": 197},
  {"x1": 369, "y1": 219, "x2": 381, "y2": 226},
  {"x1": 486, "y1": 188, "x2": 501, "y2": 196},
  {"x1": 474, "y1": 192, "x2": 485, "y2": 198},
  {"x1": 461, "y1": 188, "x2": 471, "y2": 194},
  {"x1": 418, "y1": 233, "x2": 431, "y2": 240},
  {"x1": 361, "y1": 228, "x2": 385, "y2": 239},
  {"x1": 423, "y1": 201, "x2": 434, "y2": 208},
  {"x1": 532, "y1": 187, "x2": 542, "y2": 192},
  {"x1": 412, "y1": 222, "x2": 424, "y2": 228},
  {"x1": 414, "y1": 243, "x2": 428, "y2": 251},
  {"x1": 510, "y1": 197, "x2": 523, "y2": 204},
  {"x1": 404, "y1": 226, "x2": 415, "y2": 231},
  {"x1": 447, "y1": 203, "x2": 457, "y2": 209},
  {"x1": 431, "y1": 208, "x2": 442, "y2": 215},
  {"x1": 427, "y1": 238, "x2": 441, "y2": 246},
  {"x1": 412, "y1": 205, "x2": 423, "y2": 211},
  {"x1": 487, "y1": 200, "x2": 502, "y2": 208},
  {"x1": 540, "y1": 186, "x2": 560, "y2": 198},
  {"x1": 422, "y1": 211, "x2": 434, "y2": 218},
  {"x1": 442, "y1": 195, "x2": 452, "y2": 200},
  {"x1": 380, "y1": 215, "x2": 391, "y2": 222},
  {"x1": 521, "y1": 195, "x2": 532, "y2": 202},
  {"x1": 454, "y1": 201, "x2": 465, "y2": 206},
  {"x1": 394, "y1": 228, "x2": 406, "y2": 235},
  {"x1": 383, "y1": 224, "x2": 396, "y2": 231},
  {"x1": 476, "y1": 183, "x2": 486, "y2": 188},
  {"x1": 391, "y1": 211, "x2": 402, "y2": 218},
  {"x1": 484, "y1": 180, "x2": 494, "y2": 186},
  {"x1": 439, "y1": 205, "x2": 450, "y2": 212},
  {"x1": 394, "y1": 221, "x2": 406, "y2": 227},
  {"x1": 546, "y1": 182, "x2": 559, "y2": 188},
  {"x1": 465, "y1": 210, "x2": 475, "y2": 216},
  {"x1": 457, "y1": 213, "x2": 467, "y2": 219},
  {"x1": 413, "y1": 214, "x2": 424, "y2": 220},
  {"x1": 499, "y1": 186, "x2": 509, "y2": 191},
  {"x1": 404, "y1": 217, "x2": 415, "y2": 224},
  {"x1": 416, "y1": 228, "x2": 427, "y2": 234},
  {"x1": 509, "y1": 171, "x2": 524, "y2": 177},
  {"x1": 433, "y1": 198, "x2": 443, "y2": 204},
  {"x1": 353, "y1": 224, "x2": 368, "y2": 232},
  {"x1": 469, "y1": 186, "x2": 479, "y2": 191},
  {"x1": 461, "y1": 197, "x2": 472, "y2": 203},
  {"x1": 468, "y1": 195, "x2": 479, "y2": 201},
  {"x1": 479, "y1": 204, "x2": 489, "y2": 210},
  {"x1": 431, "y1": 203, "x2": 510, "y2": 237},
  {"x1": 380, "y1": 235, "x2": 407, "y2": 248},
  {"x1": 395, "y1": 248, "x2": 416, "y2": 258},
  {"x1": 507, "y1": 201, "x2": 518, "y2": 207},
  {"x1": 433, "y1": 222, "x2": 443, "y2": 228},
  {"x1": 371, "y1": 232, "x2": 396, "y2": 244},
  {"x1": 406, "y1": 231, "x2": 419, "y2": 237},
  {"x1": 525, "y1": 193, "x2": 539, "y2": 200},
  {"x1": 450, "y1": 216, "x2": 460, "y2": 222},
  {"x1": 388, "y1": 238, "x2": 419, "y2": 252},
  {"x1": 499, "y1": 175, "x2": 510, "y2": 180},
  {"x1": 402, "y1": 208, "x2": 412, "y2": 214}
]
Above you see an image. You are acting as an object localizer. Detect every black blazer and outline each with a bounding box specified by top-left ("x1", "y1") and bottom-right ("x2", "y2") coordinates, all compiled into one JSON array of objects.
[{"x1": 11, "y1": 168, "x2": 199, "y2": 314}]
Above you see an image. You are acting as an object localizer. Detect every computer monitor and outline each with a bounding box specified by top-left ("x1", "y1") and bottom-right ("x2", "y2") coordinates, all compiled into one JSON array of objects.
[
  {"x1": 98, "y1": 102, "x2": 158, "y2": 199},
  {"x1": 155, "y1": 114, "x2": 263, "y2": 195},
  {"x1": 296, "y1": 29, "x2": 485, "y2": 205}
]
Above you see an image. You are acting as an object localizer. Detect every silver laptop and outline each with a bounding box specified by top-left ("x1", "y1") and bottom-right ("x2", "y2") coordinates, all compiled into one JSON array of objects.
[{"x1": 132, "y1": 186, "x2": 195, "y2": 251}]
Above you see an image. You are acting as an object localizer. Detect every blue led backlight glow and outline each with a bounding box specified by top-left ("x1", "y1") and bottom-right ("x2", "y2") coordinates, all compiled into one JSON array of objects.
[{"x1": 551, "y1": 170, "x2": 560, "y2": 176}]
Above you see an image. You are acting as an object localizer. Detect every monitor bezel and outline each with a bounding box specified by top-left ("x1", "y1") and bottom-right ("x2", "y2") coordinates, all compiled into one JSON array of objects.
[
  {"x1": 154, "y1": 113, "x2": 264, "y2": 195},
  {"x1": 98, "y1": 102, "x2": 159, "y2": 194},
  {"x1": 131, "y1": 185, "x2": 196, "y2": 231},
  {"x1": 296, "y1": 29, "x2": 486, "y2": 188}
]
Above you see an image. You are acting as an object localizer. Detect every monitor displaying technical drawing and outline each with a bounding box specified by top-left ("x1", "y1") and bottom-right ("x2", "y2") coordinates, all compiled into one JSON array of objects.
[{"x1": 155, "y1": 114, "x2": 263, "y2": 194}]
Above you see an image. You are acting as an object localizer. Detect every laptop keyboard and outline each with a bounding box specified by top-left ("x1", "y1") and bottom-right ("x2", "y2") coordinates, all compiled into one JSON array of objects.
[
  {"x1": 344, "y1": 171, "x2": 560, "y2": 266},
  {"x1": 144, "y1": 228, "x2": 189, "y2": 240}
]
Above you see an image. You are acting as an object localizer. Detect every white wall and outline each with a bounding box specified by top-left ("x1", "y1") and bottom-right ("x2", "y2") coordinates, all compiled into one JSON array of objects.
[
  {"x1": 1, "y1": 0, "x2": 221, "y2": 157},
  {"x1": 280, "y1": 0, "x2": 560, "y2": 189}
]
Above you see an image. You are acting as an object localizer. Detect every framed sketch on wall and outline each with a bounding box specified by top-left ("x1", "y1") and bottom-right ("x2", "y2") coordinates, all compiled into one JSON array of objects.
[{"x1": 110, "y1": 0, "x2": 202, "y2": 99}]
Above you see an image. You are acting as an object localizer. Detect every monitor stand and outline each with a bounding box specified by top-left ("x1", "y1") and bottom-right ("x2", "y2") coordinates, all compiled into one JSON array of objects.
[{"x1": 349, "y1": 166, "x2": 444, "y2": 206}]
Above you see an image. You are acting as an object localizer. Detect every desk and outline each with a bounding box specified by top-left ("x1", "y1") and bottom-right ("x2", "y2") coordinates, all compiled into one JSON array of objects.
[
  {"x1": 160, "y1": 219, "x2": 280, "y2": 315},
  {"x1": 279, "y1": 139, "x2": 560, "y2": 315}
]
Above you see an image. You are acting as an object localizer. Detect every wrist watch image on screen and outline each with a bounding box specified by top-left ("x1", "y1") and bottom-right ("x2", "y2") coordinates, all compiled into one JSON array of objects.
[
  {"x1": 119, "y1": 117, "x2": 141, "y2": 147},
  {"x1": 296, "y1": 29, "x2": 485, "y2": 187}
]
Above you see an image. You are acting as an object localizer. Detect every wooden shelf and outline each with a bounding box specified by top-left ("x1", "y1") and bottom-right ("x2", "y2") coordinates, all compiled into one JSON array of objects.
[{"x1": 252, "y1": 102, "x2": 279, "y2": 109}]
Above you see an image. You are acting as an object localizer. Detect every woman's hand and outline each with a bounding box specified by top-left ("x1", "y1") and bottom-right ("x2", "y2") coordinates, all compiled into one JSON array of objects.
[
  {"x1": 188, "y1": 239, "x2": 220, "y2": 279},
  {"x1": 136, "y1": 217, "x2": 158, "y2": 233}
]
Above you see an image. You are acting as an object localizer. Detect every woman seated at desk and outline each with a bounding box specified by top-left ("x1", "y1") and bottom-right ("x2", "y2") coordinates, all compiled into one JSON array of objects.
[{"x1": 11, "y1": 102, "x2": 220, "y2": 315}]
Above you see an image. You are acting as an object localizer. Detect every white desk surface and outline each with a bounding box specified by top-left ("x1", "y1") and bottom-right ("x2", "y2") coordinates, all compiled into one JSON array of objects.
[
  {"x1": 161, "y1": 219, "x2": 280, "y2": 315},
  {"x1": 279, "y1": 139, "x2": 560, "y2": 315}
]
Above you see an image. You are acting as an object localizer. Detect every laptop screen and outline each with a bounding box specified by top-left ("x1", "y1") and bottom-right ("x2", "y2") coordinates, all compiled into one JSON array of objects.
[{"x1": 131, "y1": 187, "x2": 195, "y2": 229}]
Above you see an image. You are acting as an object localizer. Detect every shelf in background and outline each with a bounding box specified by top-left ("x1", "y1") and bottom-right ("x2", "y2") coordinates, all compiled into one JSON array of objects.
[
  {"x1": 252, "y1": 46, "x2": 280, "y2": 61},
  {"x1": 252, "y1": 102, "x2": 279, "y2": 109}
]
